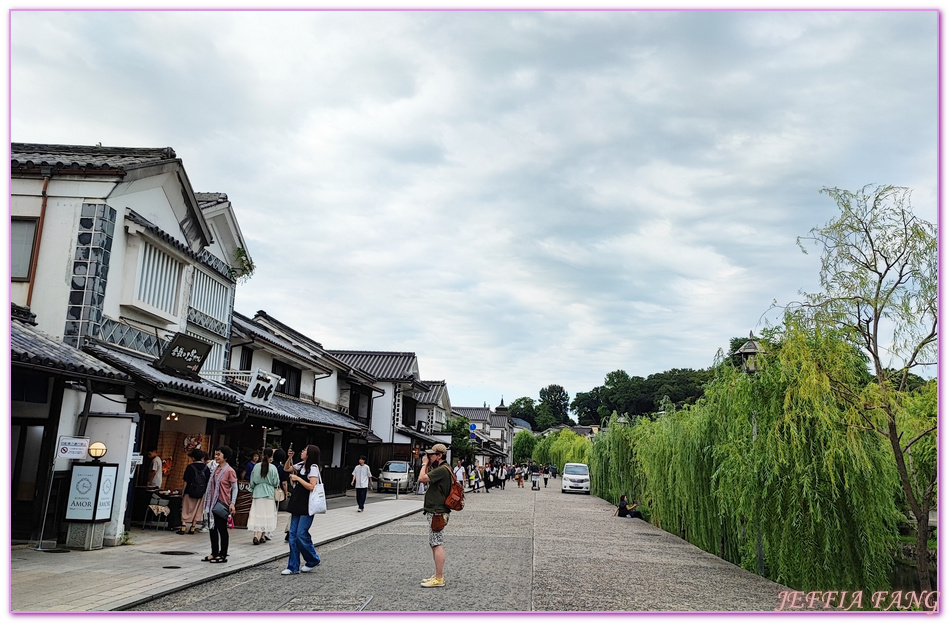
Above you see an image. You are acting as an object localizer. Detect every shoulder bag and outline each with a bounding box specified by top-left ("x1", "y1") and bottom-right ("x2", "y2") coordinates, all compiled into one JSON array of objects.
[
  {"x1": 307, "y1": 467, "x2": 327, "y2": 515},
  {"x1": 438, "y1": 465, "x2": 465, "y2": 512}
]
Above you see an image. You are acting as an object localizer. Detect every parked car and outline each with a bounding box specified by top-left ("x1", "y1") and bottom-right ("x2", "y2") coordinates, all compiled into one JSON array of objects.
[
  {"x1": 561, "y1": 462, "x2": 591, "y2": 494},
  {"x1": 377, "y1": 460, "x2": 415, "y2": 493}
]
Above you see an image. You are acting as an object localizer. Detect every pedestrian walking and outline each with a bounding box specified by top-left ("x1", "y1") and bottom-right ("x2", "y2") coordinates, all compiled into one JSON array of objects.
[
  {"x1": 542, "y1": 464, "x2": 550, "y2": 488},
  {"x1": 201, "y1": 445, "x2": 237, "y2": 564},
  {"x1": 282, "y1": 444, "x2": 322, "y2": 575},
  {"x1": 530, "y1": 462, "x2": 540, "y2": 490},
  {"x1": 515, "y1": 465, "x2": 524, "y2": 488},
  {"x1": 247, "y1": 447, "x2": 279, "y2": 545},
  {"x1": 178, "y1": 449, "x2": 209, "y2": 535},
  {"x1": 498, "y1": 464, "x2": 507, "y2": 490},
  {"x1": 417, "y1": 443, "x2": 452, "y2": 587},
  {"x1": 351, "y1": 455, "x2": 374, "y2": 512},
  {"x1": 471, "y1": 463, "x2": 482, "y2": 492},
  {"x1": 453, "y1": 460, "x2": 466, "y2": 490}
]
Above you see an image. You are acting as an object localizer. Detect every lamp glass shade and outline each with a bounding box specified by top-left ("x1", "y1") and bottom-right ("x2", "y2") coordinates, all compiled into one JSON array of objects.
[{"x1": 88, "y1": 441, "x2": 108, "y2": 459}]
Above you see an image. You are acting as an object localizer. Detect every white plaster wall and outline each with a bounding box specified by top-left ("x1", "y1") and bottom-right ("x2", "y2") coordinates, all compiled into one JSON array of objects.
[
  {"x1": 372, "y1": 383, "x2": 396, "y2": 443},
  {"x1": 110, "y1": 174, "x2": 187, "y2": 239},
  {"x1": 313, "y1": 370, "x2": 339, "y2": 404}
]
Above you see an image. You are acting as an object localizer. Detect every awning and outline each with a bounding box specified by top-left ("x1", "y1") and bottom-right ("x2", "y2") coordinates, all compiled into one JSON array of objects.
[
  {"x1": 396, "y1": 425, "x2": 447, "y2": 446},
  {"x1": 152, "y1": 398, "x2": 229, "y2": 421}
]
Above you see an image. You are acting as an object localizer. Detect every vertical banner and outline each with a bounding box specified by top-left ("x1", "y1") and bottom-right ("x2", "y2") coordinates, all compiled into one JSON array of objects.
[{"x1": 65, "y1": 463, "x2": 118, "y2": 523}]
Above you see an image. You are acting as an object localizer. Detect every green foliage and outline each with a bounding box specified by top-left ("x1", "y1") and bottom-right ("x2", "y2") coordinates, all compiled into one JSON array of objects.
[
  {"x1": 512, "y1": 429, "x2": 536, "y2": 463},
  {"x1": 534, "y1": 403, "x2": 558, "y2": 431},
  {"x1": 539, "y1": 384, "x2": 570, "y2": 425},
  {"x1": 230, "y1": 247, "x2": 256, "y2": 283},
  {"x1": 587, "y1": 322, "x2": 903, "y2": 594},
  {"x1": 443, "y1": 416, "x2": 476, "y2": 464},
  {"x1": 533, "y1": 429, "x2": 590, "y2": 473},
  {"x1": 509, "y1": 397, "x2": 537, "y2": 429}
]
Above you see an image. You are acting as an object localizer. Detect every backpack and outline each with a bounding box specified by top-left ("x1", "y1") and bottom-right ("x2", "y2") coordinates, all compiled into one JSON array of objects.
[
  {"x1": 186, "y1": 463, "x2": 209, "y2": 498},
  {"x1": 438, "y1": 465, "x2": 465, "y2": 511}
]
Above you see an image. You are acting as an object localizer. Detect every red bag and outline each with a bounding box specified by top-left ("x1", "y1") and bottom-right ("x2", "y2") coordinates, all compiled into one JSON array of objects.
[{"x1": 440, "y1": 466, "x2": 465, "y2": 511}]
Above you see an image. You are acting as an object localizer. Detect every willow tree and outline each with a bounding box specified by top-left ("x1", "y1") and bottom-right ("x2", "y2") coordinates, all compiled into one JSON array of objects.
[{"x1": 794, "y1": 185, "x2": 937, "y2": 591}]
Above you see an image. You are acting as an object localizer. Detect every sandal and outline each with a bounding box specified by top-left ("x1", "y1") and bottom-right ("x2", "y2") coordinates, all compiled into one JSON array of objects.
[
  {"x1": 209, "y1": 556, "x2": 228, "y2": 564},
  {"x1": 176, "y1": 529, "x2": 187, "y2": 535},
  {"x1": 188, "y1": 528, "x2": 196, "y2": 535},
  {"x1": 201, "y1": 555, "x2": 217, "y2": 562},
  {"x1": 253, "y1": 537, "x2": 260, "y2": 545}
]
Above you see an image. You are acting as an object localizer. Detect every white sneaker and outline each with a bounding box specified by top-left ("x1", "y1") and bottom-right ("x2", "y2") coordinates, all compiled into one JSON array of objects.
[
  {"x1": 301, "y1": 562, "x2": 319, "y2": 572},
  {"x1": 357, "y1": 508, "x2": 363, "y2": 512},
  {"x1": 281, "y1": 569, "x2": 296, "y2": 575}
]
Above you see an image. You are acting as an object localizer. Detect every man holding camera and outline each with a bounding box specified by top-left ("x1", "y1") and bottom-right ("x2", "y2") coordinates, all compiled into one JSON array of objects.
[{"x1": 418, "y1": 443, "x2": 452, "y2": 587}]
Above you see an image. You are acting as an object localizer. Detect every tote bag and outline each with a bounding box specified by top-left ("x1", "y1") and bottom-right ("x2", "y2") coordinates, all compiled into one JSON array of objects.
[{"x1": 307, "y1": 467, "x2": 327, "y2": 515}]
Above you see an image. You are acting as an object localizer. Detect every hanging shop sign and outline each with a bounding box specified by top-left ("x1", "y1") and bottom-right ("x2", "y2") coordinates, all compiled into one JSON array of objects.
[
  {"x1": 65, "y1": 463, "x2": 119, "y2": 523},
  {"x1": 243, "y1": 367, "x2": 280, "y2": 407},
  {"x1": 155, "y1": 332, "x2": 213, "y2": 379}
]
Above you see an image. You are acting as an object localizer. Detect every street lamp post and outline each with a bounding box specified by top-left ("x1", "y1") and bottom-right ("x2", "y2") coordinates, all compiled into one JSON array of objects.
[{"x1": 735, "y1": 331, "x2": 765, "y2": 577}]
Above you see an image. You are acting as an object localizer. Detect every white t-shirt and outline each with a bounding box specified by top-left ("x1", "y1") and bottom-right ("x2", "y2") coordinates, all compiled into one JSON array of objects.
[
  {"x1": 453, "y1": 465, "x2": 466, "y2": 482},
  {"x1": 352, "y1": 464, "x2": 373, "y2": 488},
  {"x1": 149, "y1": 456, "x2": 163, "y2": 488}
]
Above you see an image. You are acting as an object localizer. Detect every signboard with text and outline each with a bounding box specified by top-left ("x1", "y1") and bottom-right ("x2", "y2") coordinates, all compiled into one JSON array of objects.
[
  {"x1": 65, "y1": 463, "x2": 118, "y2": 523},
  {"x1": 155, "y1": 332, "x2": 213, "y2": 379},
  {"x1": 243, "y1": 368, "x2": 280, "y2": 407},
  {"x1": 58, "y1": 436, "x2": 89, "y2": 459}
]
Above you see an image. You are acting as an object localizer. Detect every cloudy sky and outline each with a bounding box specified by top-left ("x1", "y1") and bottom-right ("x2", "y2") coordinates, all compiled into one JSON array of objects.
[{"x1": 10, "y1": 9, "x2": 937, "y2": 410}]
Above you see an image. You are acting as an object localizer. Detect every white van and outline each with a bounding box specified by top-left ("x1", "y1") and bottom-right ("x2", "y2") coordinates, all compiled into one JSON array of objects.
[{"x1": 561, "y1": 462, "x2": 590, "y2": 494}]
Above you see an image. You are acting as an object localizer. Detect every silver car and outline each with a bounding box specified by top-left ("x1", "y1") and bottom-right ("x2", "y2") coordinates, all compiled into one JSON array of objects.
[{"x1": 376, "y1": 460, "x2": 415, "y2": 493}]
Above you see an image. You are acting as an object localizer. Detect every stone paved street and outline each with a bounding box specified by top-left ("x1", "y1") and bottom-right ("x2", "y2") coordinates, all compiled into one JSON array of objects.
[{"x1": 125, "y1": 479, "x2": 790, "y2": 612}]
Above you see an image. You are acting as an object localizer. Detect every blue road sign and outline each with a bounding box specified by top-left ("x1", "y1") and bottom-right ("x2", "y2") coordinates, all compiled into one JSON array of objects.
[
  {"x1": 469, "y1": 424, "x2": 477, "y2": 431},
  {"x1": 469, "y1": 433, "x2": 476, "y2": 439}
]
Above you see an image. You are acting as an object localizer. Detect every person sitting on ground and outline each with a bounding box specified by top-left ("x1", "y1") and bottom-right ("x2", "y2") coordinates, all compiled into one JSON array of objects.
[{"x1": 614, "y1": 494, "x2": 644, "y2": 519}]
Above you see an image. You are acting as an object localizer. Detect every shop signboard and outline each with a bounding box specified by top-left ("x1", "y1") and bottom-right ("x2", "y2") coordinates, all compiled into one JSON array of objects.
[
  {"x1": 243, "y1": 368, "x2": 280, "y2": 407},
  {"x1": 156, "y1": 332, "x2": 213, "y2": 379},
  {"x1": 65, "y1": 463, "x2": 118, "y2": 523}
]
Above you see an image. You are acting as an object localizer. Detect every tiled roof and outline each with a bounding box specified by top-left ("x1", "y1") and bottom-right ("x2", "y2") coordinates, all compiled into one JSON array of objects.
[
  {"x1": 416, "y1": 380, "x2": 447, "y2": 406},
  {"x1": 83, "y1": 341, "x2": 243, "y2": 405},
  {"x1": 328, "y1": 350, "x2": 423, "y2": 384},
  {"x1": 12, "y1": 143, "x2": 178, "y2": 173},
  {"x1": 511, "y1": 417, "x2": 533, "y2": 431},
  {"x1": 232, "y1": 312, "x2": 325, "y2": 369},
  {"x1": 454, "y1": 406, "x2": 491, "y2": 422},
  {"x1": 195, "y1": 192, "x2": 230, "y2": 211},
  {"x1": 490, "y1": 414, "x2": 509, "y2": 428},
  {"x1": 253, "y1": 310, "x2": 323, "y2": 350},
  {"x1": 12, "y1": 320, "x2": 131, "y2": 382},
  {"x1": 268, "y1": 394, "x2": 365, "y2": 433},
  {"x1": 395, "y1": 426, "x2": 447, "y2": 446},
  {"x1": 125, "y1": 209, "x2": 232, "y2": 280}
]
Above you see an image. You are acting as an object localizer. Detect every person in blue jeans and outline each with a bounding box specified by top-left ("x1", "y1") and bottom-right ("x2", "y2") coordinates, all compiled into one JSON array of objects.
[{"x1": 282, "y1": 444, "x2": 322, "y2": 575}]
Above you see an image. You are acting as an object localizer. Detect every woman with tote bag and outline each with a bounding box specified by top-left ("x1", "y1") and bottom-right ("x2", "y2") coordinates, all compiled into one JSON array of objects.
[{"x1": 281, "y1": 444, "x2": 323, "y2": 575}]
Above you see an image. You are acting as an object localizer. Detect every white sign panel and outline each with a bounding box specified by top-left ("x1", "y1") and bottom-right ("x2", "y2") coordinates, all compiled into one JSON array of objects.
[
  {"x1": 65, "y1": 465, "x2": 102, "y2": 521},
  {"x1": 243, "y1": 368, "x2": 279, "y2": 407},
  {"x1": 58, "y1": 436, "x2": 89, "y2": 459},
  {"x1": 95, "y1": 466, "x2": 118, "y2": 521}
]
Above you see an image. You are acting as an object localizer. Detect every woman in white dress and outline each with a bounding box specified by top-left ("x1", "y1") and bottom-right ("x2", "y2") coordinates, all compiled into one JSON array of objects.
[{"x1": 247, "y1": 447, "x2": 279, "y2": 545}]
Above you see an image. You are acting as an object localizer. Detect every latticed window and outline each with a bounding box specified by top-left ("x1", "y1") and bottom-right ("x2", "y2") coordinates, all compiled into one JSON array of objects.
[
  {"x1": 187, "y1": 330, "x2": 224, "y2": 372},
  {"x1": 191, "y1": 269, "x2": 230, "y2": 324},
  {"x1": 136, "y1": 242, "x2": 182, "y2": 315}
]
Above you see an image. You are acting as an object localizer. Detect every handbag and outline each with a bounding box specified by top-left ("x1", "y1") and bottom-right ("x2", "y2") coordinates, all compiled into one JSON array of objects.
[
  {"x1": 430, "y1": 513, "x2": 446, "y2": 531},
  {"x1": 307, "y1": 469, "x2": 327, "y2": 515},
  {"x1": 274, "y1": 488, "x2": 286, "y2": 502},
  {"x1": 439, "y1": 466, "x2": 465, "y2": 512},
  {"x1": 212, "y1": 500, "x2": 229, "y2": 520}
]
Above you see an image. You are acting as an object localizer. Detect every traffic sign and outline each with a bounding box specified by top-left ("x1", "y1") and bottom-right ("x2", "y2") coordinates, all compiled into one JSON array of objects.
[
  {"x1": 469, "y1": 424, "x2": 477, "y2": 431},
  {"x1": 469, "y1": 433, "x2": 476, "y2": 439}
]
